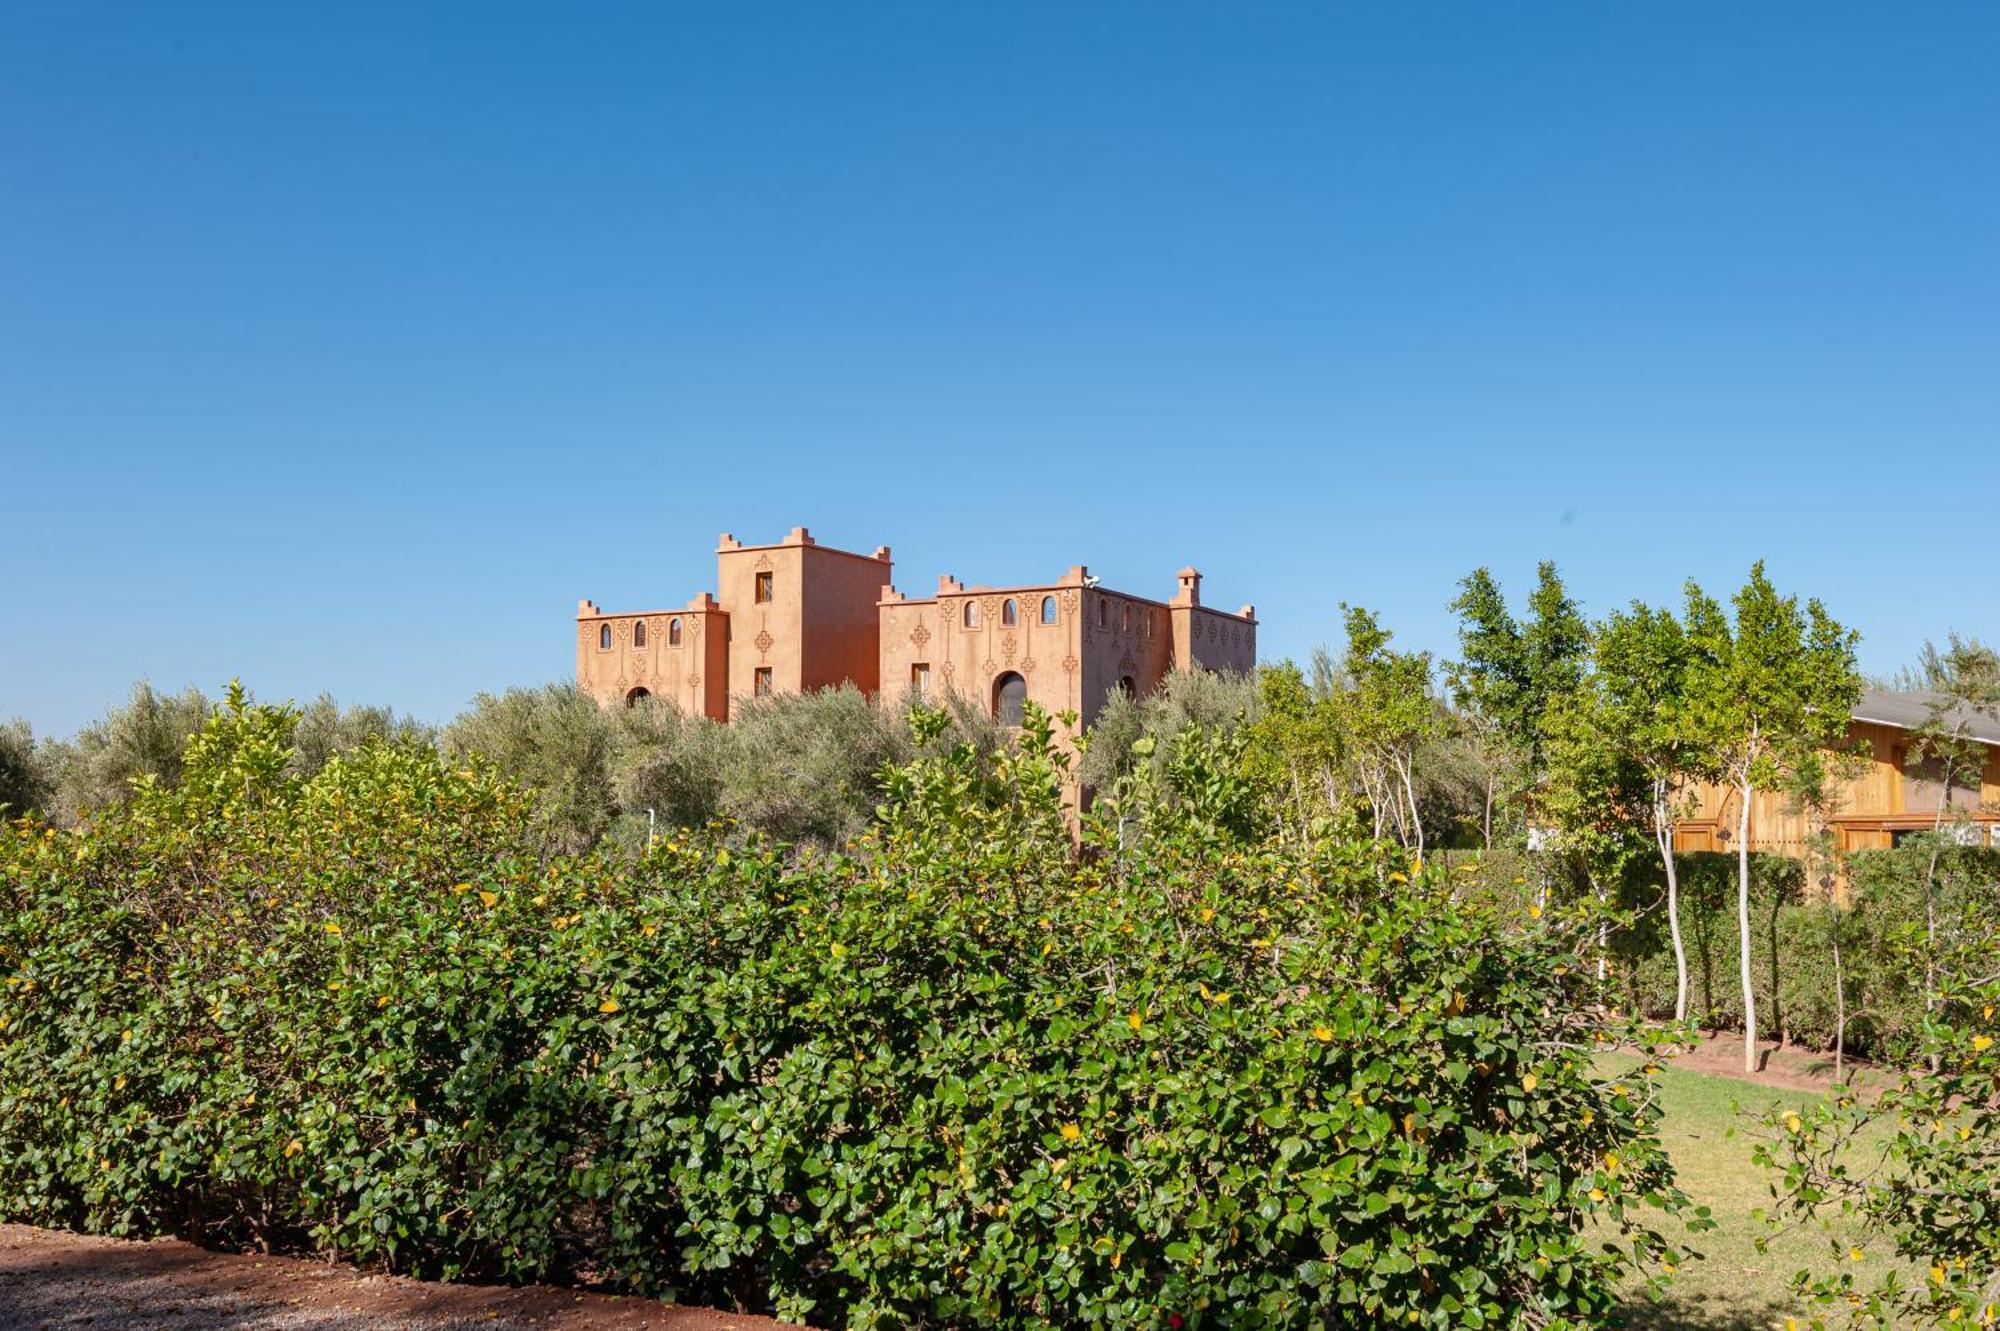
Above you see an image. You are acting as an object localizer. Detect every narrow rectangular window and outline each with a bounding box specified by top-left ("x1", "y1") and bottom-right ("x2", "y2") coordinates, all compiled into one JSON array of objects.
[
  {"x1": 754, "y1": 571, "x2": 773, "y2": 604},
  {"x1": 753, "y1": 666, "x2": 773, "y2": 698},
  {"x1": 911, "y1": 662, "x2": 931, "y2": 699}
]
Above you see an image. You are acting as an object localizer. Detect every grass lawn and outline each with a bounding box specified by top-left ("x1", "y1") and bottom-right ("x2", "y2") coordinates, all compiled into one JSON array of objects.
[{"x1": 1609, "y1": 1053, "x2": 1903, "y2": 1330}]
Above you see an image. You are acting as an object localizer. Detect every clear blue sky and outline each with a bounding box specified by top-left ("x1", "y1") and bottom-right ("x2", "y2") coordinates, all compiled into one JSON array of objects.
[{"x1": 6, "y1": 4, "x2": 1996, "y2": 736}]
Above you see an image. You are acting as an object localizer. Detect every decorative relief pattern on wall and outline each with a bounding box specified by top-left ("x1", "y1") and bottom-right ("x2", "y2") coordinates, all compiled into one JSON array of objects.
[
  {"x1": 754, "y1": 629, "x2": 775, "y2": 656},
  {"x1": 910, "y1": 623, "x2": 931, "y2": 648},
  {"x1": 1000, "y1": 633, "x2": 1017, "y2": 662},
  {"x1": 1061, "y1": 654, "x2": 1079, "y2": 674},
  {"x1": 1020, "y1": 657, "x2": 1035, "y2": 675}
]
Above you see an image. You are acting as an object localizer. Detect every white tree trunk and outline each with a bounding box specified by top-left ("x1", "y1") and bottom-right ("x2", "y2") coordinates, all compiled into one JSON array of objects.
[
  {"x1": 1736, "y1": 778, "x2": 1757, "y2": 1074},
  {"x1": 1655, "y1": 780, "x2": 1689, "y2": 1023}
]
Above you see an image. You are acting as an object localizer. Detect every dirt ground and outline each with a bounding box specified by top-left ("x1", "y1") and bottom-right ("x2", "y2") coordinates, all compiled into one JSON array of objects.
[
  {"x1": 0, "y1": 1225, "x2": 800, "y2": 1331},
  {"x1": 1665, "y1": 1030, "x2": 1890, "y2": 1096}
]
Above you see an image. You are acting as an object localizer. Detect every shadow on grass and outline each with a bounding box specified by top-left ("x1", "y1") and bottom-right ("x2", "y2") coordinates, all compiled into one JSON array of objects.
[{"x1": 1616, "y1": 1292, "x2": 1796, "y2": 1330}]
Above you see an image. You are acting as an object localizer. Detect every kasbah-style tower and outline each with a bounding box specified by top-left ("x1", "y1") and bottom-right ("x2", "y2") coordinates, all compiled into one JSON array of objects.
[{"x1": 576, "y1": 526, "x2": 1257, "y2": 734}]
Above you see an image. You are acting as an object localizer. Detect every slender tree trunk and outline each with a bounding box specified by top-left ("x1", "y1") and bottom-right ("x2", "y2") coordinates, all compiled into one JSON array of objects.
[
  {"x1": 1831, "y1": 906, "x2": 1846, "y2": 1081},
  {"x1": 1482, "y1": 767, "x2": 1495, "y2": 853},
  {"x1": 1395, "y1": 749, "x2": 1425, "y2": 860},
  {"x1": 1737, "y1": 778, "x2": 1758, "y2": 1074},
  {"x1": 1655, "y1": 779, "x2": 1690, "y2": 1023}
]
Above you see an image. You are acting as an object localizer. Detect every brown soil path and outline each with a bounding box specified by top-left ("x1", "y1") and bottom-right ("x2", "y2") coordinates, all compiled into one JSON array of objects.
[
  {"x1": 0, "y1": 1225, "x2": 802, "y2": 1331},
  {"x1": 1666, "y1": 1032, "x2": 1892, "y2": 1096}
]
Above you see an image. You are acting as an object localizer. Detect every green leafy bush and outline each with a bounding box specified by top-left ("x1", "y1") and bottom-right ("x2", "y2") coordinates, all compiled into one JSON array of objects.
[
  {"x1": 1752, "y1": 887, "x2": 2000, "y2": 1328},
  {"x1": 0, "y1": 691, "x2": 1701, "y2": 1328}
]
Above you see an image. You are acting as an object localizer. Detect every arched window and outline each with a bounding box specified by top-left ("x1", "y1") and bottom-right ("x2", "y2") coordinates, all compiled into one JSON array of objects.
[
  {"x1": 1096, "y1": 600, "x2": 1108, "y2": 630},
  {"x1": 1119, "y1": 675, "x2": 1137, "y2": 697},
  {"x1": 599, "y1": 624, "x2": 612, "y2": 650},
  {"x1": 1041, "y1": 595, "x2": 1058, "y2": 625},
  {"x1": 1121, "y1": 605, "x2": 1131, "y2": 633},
  {"x1": 964, "y1": 601, "x2": 981, "y2": 629},
  {"x1": 632, "y1": 620, "x2": 647, "y2": 648},
  {"x1": 993, "y1": 671, "x2": 1027, "y2": 726},
  {"x1": 669, "y1": 617, "x2": 682, "y2": 646},
  {"x1": 625, "y1": 686, "x2": 650, "y2": 706},
  {"x1": 1002, "y1": 598, "x2": 1018, "y2": 626}
]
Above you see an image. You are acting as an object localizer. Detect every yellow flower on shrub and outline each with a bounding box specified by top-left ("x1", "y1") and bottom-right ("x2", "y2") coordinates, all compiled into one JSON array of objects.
[
  {"x1": 322, "y1": 922, "x2": 341, "y2": 936},
  {"x1": 1521, "y1": 1073, "x2": 1538, "y2": 1093},
  {"x1": 478, "y1": 890, "x2": 498, "y2": 908},
  {"x1": 1059, "y1": 1122, "x2": 1081, "y2": 1142},
  {"x1": 599, "y1": 998, "x2": 620, "y2": 1014},
  {"x1": 1313, "y1": 1025, "x2": 1333, "y2": 1042},
  {"x1": 284, "y1": 1139, "x2": 303, "y2": 1158},
  {"x1": 1128, "y1": 1011, "x2": 1143, "y2": 1033},
  {"x1": 1973, "y1": 1035, "x2": 1994, "y2": 1052}
]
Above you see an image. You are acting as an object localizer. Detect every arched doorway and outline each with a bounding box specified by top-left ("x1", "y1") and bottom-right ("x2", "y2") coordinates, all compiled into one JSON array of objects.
[
  {"x1": 624, "y1": 686, "x2": 651, "y2": 707},
  {"x1": 992, "y1": 672, "x2": 1027, "y2": 726}
]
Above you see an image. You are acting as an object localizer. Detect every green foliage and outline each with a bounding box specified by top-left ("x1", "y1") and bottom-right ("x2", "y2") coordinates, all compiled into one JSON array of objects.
[
  {"x1": 1609, "y1": 853, "x2": 1806, "y2": 1034},
  {"x1": 1075, "y1": 668, "x2": 1260, "y2": 794},
  {"x1": 0, "y1": 693, "x2": 1703, "y2": 1329},
  {"x1": 0, "y1": 719, "x2": 49, "y2": 817},
  {"x1": 440, "y1": 682, "x2": 620, "y2": 854},
  {"x1": 31, "y1": 681, "x2": 213, "y2": 824},
  {"x1": 1330, "y1": 606, "x2": 1443, "y2": 852},
  {"x1": 1448, "y1": 562, "x2": 1589, "y2": 776},
  {"x1": 289, "y1": 693, "x2": 433, "y2": 780},
  {"x1": 1751, "y1": 874, "x2": 2000, "y2": 1328}
]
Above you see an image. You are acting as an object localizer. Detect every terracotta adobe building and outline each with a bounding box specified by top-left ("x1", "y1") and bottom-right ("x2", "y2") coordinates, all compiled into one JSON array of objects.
[{"x1": 576, "y1": 526, "x2": 1256, "y2": 725}]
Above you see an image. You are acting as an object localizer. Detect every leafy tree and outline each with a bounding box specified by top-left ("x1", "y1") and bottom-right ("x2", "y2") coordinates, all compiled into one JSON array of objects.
[
  {"x1": 0, "y1": 719, "x2": 50, "y2": 816},
  {"x1": 1075, "y1": 667, "x2": 1259, "y2": 794},
  {"x1": 1681, "y1": 565, "x2": 1860, "y2": 1072},
  {"x1": 288, "y1": 693, "x2": 432, "y2": 779},
  {"x1": 34, "y1": 681, "x2": 212, "y2": 823},
  {"x1": 1447, "y1": 563, "x2": 1591, "y2": 849},
  {"x1": 1334, "y1": 606, "x2": 1442, "y2": 855},
  {"x1": 1594, "y1": 600, "x2": 1713, "y2": 1021},
  {"x1": 708, "y1": 684, "x2": 914, "y2": 847},
  {"x1": 1538, "y1": 680, "x2": 1650, "y2": 991},
  {"x1": 1899, "y1": 633, "x2": 2000, "y2": 1056},
  {"x1": 1239, "y1": 662, "x2": 1348, "y2": 839},
  {"x1": 441, "y1": 682, "x2": 619, "y2": 855}
]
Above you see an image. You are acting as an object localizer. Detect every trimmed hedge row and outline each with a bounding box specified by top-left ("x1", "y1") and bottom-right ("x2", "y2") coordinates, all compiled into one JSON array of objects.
[{"x1": 0, "y1": 694, "x2": 1698, "y2": 1328}]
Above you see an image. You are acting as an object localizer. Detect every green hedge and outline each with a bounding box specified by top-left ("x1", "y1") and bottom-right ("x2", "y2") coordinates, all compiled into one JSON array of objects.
[
  {"x1": 1600, "y1": 847, "x2": 2000, "y2": 1060},
  {"x1": 0, "y1": 693, "x2": 1698, "y2": 1328}
]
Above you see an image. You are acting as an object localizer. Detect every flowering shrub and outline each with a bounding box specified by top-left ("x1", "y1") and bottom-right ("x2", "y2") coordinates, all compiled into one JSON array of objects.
[
  {"x1": 1752, "y1": 897, "x2": 2000, "y2": 1329},
  {"x1": 0, "y1": 689, "x2": 1701, "y2": 1328}
]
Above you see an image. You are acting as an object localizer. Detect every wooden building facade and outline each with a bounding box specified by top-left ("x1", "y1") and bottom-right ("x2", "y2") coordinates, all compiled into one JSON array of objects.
[{"x1": 1675, "y1": 690, "x2": 2000, "y2": 856}]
